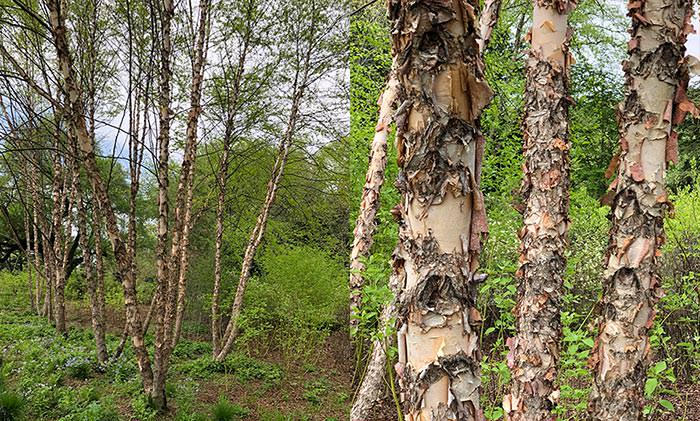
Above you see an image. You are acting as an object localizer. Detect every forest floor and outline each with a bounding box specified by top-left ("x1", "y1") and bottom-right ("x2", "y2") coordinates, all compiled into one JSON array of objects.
[
  {"x1": 0, "y1": 295, "x2": 355, "y2": 420},
  {"x1": 1, "y1": 292, "x2": 698, "y2": 419}
]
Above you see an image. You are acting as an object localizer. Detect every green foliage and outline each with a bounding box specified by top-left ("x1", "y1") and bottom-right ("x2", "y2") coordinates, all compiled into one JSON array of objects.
[
  {"x1": 212, "y1": 396, "x2": 248, "y2": 421},
  {"x1": 0, "y1": 391, "x2": 24, "y2": 421},
  {"x1": 236, "y1": 245, "x2": 346, "y2": 357},
  {"x1": 179, "y1": 354, "x2": 282, "y2": 387},
  {"x1": 303, "y1": 377, "x2": 332, "y2": 405}
]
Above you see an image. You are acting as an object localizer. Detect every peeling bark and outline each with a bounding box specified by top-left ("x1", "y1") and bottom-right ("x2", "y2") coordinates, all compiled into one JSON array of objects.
[
  {"x1": 588, "y1": 1, "x2": 692, "y2": 420},
  {"x1": 171, "y1": 0, "x2": 211, "y2": 350},
  {"x1": 477, "y1": 0, "x2": 502, "y2": 55},
  {"x1": 389, "y1": 0, "x2": 492, "y2": 419},
  {"x1": 151, "y1": 0, "x2": 176, "y2": 409},
  {"x1": 504, "y1": 1, "x2": 574, "y2": 420},
  {"x1": 349, "y1": 74, "x2": 398, "y2": 332}
]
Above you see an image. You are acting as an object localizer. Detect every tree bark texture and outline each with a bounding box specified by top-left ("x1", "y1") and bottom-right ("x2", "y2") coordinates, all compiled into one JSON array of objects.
[
  {"x1": 389, "y1": 0, "x2": 492, "y2": 419},
  {"x1": 588, "y1": 1, "x2": 693, "y2": 420},
  {"x1": 171, "y1": 0, "x2": 211, "y2": 348},
  {"x1": 477, "y1": 0, "x2": 502, "y2": 55},
  {"x1": 151, "y1": 0, "x2": 176, "y2": 409},
  {"x1": 504, "y1": 1, "x2": 574, "y2": 420},
  {"x1": 349, "y1": 74, "x2": 398, "y2": 333}
]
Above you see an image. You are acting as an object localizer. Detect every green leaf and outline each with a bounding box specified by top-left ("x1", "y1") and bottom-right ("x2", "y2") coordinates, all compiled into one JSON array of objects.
[
  {"x1": 644, "y1": 378, "x2": 658, "y2": 397},
  {"x1": 659, "y1": 399, "x2": 674, "y2": 411},
  {"x1": 653, "y1": 361, "x2": 667, "y2": 374}
]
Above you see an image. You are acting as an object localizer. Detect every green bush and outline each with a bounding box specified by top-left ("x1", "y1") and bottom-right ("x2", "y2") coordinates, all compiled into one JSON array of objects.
[{"x1": 237, "y1": 245, "x2": 347, "y2": 357}]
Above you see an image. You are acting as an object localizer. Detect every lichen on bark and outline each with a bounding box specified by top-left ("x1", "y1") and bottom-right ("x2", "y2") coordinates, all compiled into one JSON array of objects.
[
  {"x1": 389, "y1": 0, "x2": 491, "y2": 419},
  {"x1": 588, "y1": 0, "x2": 693, "y2": 420}
]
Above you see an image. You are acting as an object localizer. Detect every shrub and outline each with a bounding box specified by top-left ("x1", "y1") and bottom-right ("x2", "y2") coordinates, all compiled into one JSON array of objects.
[
  {"x1": 236, "y1": 245, "x2": 347, "y2": 357},
  {"x1": 212, "y1": 396, "x2": 248, "y2": 421}
]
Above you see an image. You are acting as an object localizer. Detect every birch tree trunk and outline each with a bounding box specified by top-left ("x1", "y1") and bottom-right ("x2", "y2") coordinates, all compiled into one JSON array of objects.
[
  {"x1": 477, "y1": 0, "x2": 503, "y2": 55},
  {"x1": 214, "y1": 97, "x2": 300, "y2": 361},
  {"x1": 92, "y1": 213, "x2": 108, "y2": 363},
  {"x1": 23, "y1": 201, "x2": 35, "y2": 313},
  {"x1": 349, "y1": 75, "x2": 398, "y2": 333},
  {"x1": 353, "y1": 9, "x2": 501, "y2": 415},
  {"x1": 211, "y1": 17, "x2": 253, "y2": 358},
  {"x1": 151, "y1": 0, "x2": 176, "y2": 409},
  {"x1": 171, "y1": 0, "x2": 211, "y2": 347},
  {"x1": 351, "y1": 269, "x2": 400, "y2": 421},
  {"x1": 503, "y1": 1, "x2": 574, "y2": 420},
  {"x1": 76, "y1": 189, "x2": 108, "y2": 364},
  {"x1": 50, "y1": 150, "x2": 67, "y2": 334},
  {"x1": 389, "y1": 0, "x2": 492, "y2": 419},
  {"x1": 588, "y1": 1, "x2": 693, "y2": 420},
  {"x1": 46, "y1": 0, "x2": 155, "y2": 394}
]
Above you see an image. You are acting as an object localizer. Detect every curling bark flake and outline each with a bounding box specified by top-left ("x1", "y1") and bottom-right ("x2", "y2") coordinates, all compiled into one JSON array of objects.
[
  {"x1": 389, "y1": 0, "x2": 492, "y2": 419},
  {"x1": 504, "y1": 0, "x2": 574, "y2": 419},
  {"x1": 589, "y1": 1, "x2": 693, "y2": 420},
  {"x1": 349, "y1": 74, "x2": 399, "y2": 332}
]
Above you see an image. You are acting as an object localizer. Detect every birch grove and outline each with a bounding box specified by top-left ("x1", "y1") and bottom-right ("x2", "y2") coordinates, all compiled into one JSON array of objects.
[{"x1": 0, "y1": 0, "x2": 699, "y2": 419}]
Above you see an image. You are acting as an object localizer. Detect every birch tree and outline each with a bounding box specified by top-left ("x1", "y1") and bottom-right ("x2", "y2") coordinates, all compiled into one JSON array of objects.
[
  {"x1": 209, "y1": 0, "x2": 274, "y2": 357},
  {"x1": 388, "y1": 0, "x2": 492, "y2": 418},
  {"x1": 589, "y1": 1, "x2": 693, "y2": 419},
  {"x1": 503, "y1": 0, "x2": 574, "y2": 419},
  {"x1": 213, "y1": 0, "x2": 347, "y2": 362}
]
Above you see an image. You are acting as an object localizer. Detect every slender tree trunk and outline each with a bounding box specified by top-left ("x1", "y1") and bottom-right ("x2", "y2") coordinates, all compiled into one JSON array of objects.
[
  {"x1": 215, "y1": 89, "x2": 304, "y2": 362},
  {"x1": 171, "y1": 0, "x2": 211, "y2": 348},
  {"x1": 211, "y1": 142, "x2": 229, "y2": 356},
  {"x1": 23, "y1": 202, "x2": 35, "y2": 312},
  {"x1": 46, "y1": 0, "x2": 154, "y2": 394},
  {"x1": 77, "y1": 193, "x2": 108, "y2": 364},
  {"x1": 171, "y1": 172, "x2": 196, "y2": 347},
  {"x1": 29, "y1": 169, "x2": 46, "y2": 315},
  {"x1": 92, "y1": 213, "x2": 108, "y2": 363},
  {"x1": 349, "y1": 74, "x2": 398, "y2": 419},
  {"x1": 588, "y1": 2, "x2": 692, "y2": 420},
  {"x1": 211, "y1": 26, "x2": 251, "y2": 358},
  {"x1": 151, "y1": 0, "x2": 176, "y2": 409},
  {"x1": 351, "y1": 270, "x2": 400, "y2": 420},
  {"x1": 389, "y1": 1, "x2": 492, "y2": 419},
  {"x1": 504, "y1": 1, "x2": 574, "y2": 419},
  {"x1": 50, "y1": 150, "x2": 67, "y2": 334},
  {"x1": 349, "y1": 75, "x2": 398, "y2": 333}
]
